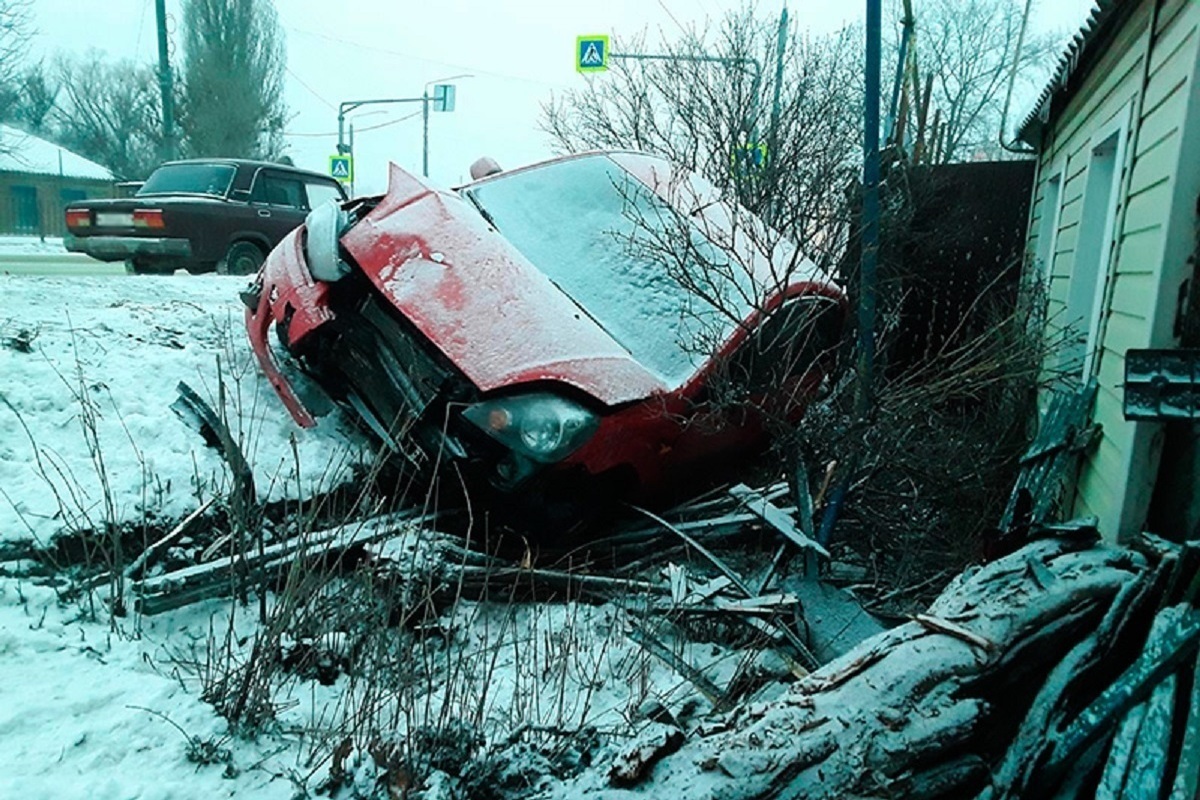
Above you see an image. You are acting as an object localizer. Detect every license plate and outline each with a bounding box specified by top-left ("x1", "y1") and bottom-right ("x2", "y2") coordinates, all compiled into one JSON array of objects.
[{"x1": 95, "y1": 212, "x2": 133, "y2": 227}]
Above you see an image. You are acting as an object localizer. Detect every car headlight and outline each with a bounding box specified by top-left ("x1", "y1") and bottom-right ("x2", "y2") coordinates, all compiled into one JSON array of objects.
[{"x1": 462, "y1": 393, "x2": 598, "y2": 463}]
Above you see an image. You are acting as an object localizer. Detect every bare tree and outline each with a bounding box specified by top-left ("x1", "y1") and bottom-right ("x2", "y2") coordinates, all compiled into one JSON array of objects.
[
  {"x1": 888, "y1": 0, "x2": 1059, "y2": 163},
  {"x1": 52, "y1": 54, "x2": 163, "y2": 179},
  {"x1": 179, "y1": 0, "x2": 288, "y2": 159},
  {"x1": 7, "y1": 61, "x2": 59, "y2": 134},
  {"x1": 542, "y1": 7, "x2": 862, "y2": 271},
  {"x1": 0, "y1": 0, "x2": 31, "y2": 128}
]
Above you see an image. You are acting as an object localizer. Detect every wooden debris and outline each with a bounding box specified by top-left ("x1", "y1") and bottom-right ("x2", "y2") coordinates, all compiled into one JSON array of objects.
[
  {"x1": 131, "y1": 509, "x2": 437, "y2": 614},
  {"x1": 608, "y1": 723, "x2": 685, "y2": 788},
  {"x1": 729, "y1": 484, "x2": 829, "y2": 559},
  {"x1": 914, "y1": 613, "x2": 995, "y2": 652},
  {"x1": 124, "y1": 498, "x2": 216, "y2": 580},
  {"x1": 626, "y1": 619, "x2": 729, "y2": 709}
]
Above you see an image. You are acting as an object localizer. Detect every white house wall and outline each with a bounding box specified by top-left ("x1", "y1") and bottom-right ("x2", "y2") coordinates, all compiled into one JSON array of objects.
[{"x1": 1027, "y1": 0, "x2": 1200, "y2": 539}]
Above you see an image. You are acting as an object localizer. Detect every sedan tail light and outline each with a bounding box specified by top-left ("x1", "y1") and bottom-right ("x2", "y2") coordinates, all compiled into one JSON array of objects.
[
  {"x1": 64, "y1": 209, "x2": 91, "y2": 228},
  {"x1": 132, "y1": 208, "x2": 166, "y2": 229}
]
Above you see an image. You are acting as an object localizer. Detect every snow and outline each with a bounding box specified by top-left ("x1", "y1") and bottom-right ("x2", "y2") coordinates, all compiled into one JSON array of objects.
[
  {"x1": 0, "y1": 582, "x2": 297, "y2": 799},
  {"x1": 0, "y1": 236, "x2": 68, "y2": 256},
  {"x1": 0, "y1": 274, "x2": 366, "y2": 545},
  {"x1": 0, "y1": 125, "x2": 114, "y2": 181},
  {"x1": 0, "y1": 274, "x2": 749, "y2": 798}
]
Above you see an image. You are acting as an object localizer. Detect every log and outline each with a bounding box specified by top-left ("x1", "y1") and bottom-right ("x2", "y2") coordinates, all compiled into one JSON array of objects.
[{"x1": 544, "y1": 532, "x2": 1152, "y2": 800}]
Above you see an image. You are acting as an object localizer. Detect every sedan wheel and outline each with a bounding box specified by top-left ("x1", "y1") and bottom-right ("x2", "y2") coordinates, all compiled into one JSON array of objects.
[{"x1": 218, "y1": 241, "x2": 265, "y2": 276}]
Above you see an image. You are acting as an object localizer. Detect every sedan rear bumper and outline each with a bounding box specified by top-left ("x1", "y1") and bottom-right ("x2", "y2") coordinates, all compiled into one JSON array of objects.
[{"x1": 64, "y1": 234, "x2": 193, "y2": 261}]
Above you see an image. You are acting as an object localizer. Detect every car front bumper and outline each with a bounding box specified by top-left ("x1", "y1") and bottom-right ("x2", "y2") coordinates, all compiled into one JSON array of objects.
[{"x1": 64, "y1": 234, "x2": 193, "y2": 261}]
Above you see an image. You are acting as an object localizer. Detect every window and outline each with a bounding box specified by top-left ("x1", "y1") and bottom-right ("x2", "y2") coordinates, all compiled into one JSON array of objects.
[
  {"x1": 1062, "y1": 111, "x2": 1127, "y2": 379},
  {"x1": 138, "y1": 163, "x2": 235, "y2": 197},
  {"x1": 305, "y1": 180, "x2": 343, "y2": 209},
  {"x1": 11, "y1": 186, "x2": 39, "y2": 234},
  {"x1": 252, "y1": 173, "x2": 305, "y2": 209},
  {"x1": 467, "y1": 154, "x2": 753, "y2": 384}
]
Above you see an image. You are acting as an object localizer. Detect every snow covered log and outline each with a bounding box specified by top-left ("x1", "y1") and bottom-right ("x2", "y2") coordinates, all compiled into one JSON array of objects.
[{"x1": 556, "y1": 532, "x2": 1181, "y2": 799}]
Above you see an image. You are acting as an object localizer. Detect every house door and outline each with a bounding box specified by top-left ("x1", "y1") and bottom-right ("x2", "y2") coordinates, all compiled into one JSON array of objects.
[{"x1": 10, "y1": 186, "x2": 39, "y2": 234}]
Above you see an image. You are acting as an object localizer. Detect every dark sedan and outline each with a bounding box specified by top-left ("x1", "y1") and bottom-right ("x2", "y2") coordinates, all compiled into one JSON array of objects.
[{"x1": 64, "y1": 159, "x2": 347, "y2": 275}]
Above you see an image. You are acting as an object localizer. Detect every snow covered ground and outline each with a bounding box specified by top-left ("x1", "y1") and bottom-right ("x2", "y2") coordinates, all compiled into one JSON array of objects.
[
  {"x1": 0, "y1": 272, "x2": 740, "y2": 799},
  {"x1": 0, "y1": 274, "x2": 367, "y2": 546},
  {"x1": 0, "y1": 235, "x2": 69, "y2": 256}
]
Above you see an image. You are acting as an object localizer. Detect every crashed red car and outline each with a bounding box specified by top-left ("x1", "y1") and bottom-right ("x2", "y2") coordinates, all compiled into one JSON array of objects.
[{"x1": 244, "y1": 151, "x2": 845, "y2": 515}]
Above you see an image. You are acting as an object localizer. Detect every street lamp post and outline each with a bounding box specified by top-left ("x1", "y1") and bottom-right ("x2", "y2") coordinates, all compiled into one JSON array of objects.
[{"x1": 336, "y1": 74, "x2": 470, "y2": 180}]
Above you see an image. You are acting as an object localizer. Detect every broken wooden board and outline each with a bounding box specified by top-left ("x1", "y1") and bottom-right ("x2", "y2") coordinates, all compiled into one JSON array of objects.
[
  {"x1": 132, "y1": 508, "x2": 439, "y2": 614},
  {"x1": 729, "y1": 483, "x2": 830, "y2": 559}
]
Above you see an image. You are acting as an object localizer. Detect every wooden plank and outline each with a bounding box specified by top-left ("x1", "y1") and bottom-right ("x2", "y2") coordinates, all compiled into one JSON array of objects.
[
  {"x1": 1148, "y1": 7, "x2": 1197, "y2": 79},
  {"x1": 1122, "y1": 180, "x2": 1172, "y2": 233},
  {"x1": 1103, "y1": 308, "x2": 1152, "y2": 354},
  {"x1": 1170, "y1": 652, "x2": 1200, "y2": 799},
  {"x1": 1128, "y1": 131, "x2": 1182, "y2": 196},
  {"x1": 1143, "y1": 45, "x2": 1193, "y2": 119},
  {"x1": 1108, "y1": 274, "x2": 1156, "y2": 317},
  {"x1": 1155, "y1": 0, "x2": 1192, "y2": 38},
  {"x1": 1097, "y1": 702, "x2": 1147, "y2": 796},
  {"x1": 1114, "y1": 227, "x2": 1165, "y2": 277},
  {"x1": 1134, "y1": 102, "x2": 1181, "y2": 157},
  {"x1": 132, "y1": 508, "x2": 438, "y2": 614},
  {"x1": 728, "y1": 484, "x2": 829, "y2": 559}
]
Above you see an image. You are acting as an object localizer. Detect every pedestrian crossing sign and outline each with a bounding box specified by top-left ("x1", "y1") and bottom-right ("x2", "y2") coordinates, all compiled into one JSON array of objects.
[
  {"x1": 329, "y1": 154, "x2": 353, "y2": 183},
  {"x1": 576, "y1": 35, "x2": 609, "y2": 73}
]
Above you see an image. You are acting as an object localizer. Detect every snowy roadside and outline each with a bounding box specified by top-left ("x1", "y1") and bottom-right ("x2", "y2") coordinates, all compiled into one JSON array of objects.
[
  {"x1": 0, "y1": 235, "x2": 68, "y2": 256},
  {"x1": 0, "y1": 274, "x2": 367, "y2": 546}
]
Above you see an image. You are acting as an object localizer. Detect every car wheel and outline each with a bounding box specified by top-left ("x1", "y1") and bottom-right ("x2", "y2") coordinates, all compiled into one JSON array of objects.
[{"x1": 218, "y1": 241, "x2": 265, "y2": 276}]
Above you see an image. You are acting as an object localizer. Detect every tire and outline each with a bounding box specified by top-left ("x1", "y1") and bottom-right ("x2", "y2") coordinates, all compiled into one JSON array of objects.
[{"x1": 217, "y1": 241, "x2": 266, "y2": 276}]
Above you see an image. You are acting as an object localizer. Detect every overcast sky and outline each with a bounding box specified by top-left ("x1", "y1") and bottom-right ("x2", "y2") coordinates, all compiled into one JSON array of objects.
[{"x1": 31, "y1": 0, "x2": 1097, "y2": 193}]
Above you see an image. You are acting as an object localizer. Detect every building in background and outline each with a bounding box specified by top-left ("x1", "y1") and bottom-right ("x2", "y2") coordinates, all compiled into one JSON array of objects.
[
  {"x1": 0, "y1": 125, "x2": 115, "y2": 238},
  {"x1": 1019, "y1": 0, "x2": 1200, "y2": 540}
]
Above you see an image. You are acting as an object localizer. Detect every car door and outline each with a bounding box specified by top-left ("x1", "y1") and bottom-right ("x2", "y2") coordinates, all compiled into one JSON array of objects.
[{"x1": 249, "y1": 170, "x2": 310, "y2": 245}]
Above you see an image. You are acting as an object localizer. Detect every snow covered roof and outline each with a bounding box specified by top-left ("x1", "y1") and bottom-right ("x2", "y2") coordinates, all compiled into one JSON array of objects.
[{"x1": 0, "y1": 124, "x2": 114, "y2": 181}]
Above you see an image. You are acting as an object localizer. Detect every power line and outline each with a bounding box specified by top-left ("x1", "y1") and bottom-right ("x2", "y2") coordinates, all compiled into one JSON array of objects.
[
  {"x1": 285, "y1": 66, "x2": 336, "y2": 111},
  {"x1": 283, "y1": 108, "x2": 423, "y2": 138},
  {"x1": 284, "y1": 24, "x2": 571, "y2": 90}
]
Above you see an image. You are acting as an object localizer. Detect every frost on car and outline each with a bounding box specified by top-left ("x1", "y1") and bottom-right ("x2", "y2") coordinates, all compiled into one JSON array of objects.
[{"x1": 243, "y1": 152, "x2": 846, "y2": 520}]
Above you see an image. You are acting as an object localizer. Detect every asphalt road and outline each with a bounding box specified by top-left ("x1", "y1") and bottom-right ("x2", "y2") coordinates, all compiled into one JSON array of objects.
[{"x1": 0, "y1": 253, "x2": 128, "y2": 277}]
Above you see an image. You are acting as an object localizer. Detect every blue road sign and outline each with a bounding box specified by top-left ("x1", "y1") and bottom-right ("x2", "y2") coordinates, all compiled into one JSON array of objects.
[
  {"x1": 576, "y1": 34, "x2": 610, "y2": 73},
  {"x1": 329, "y1": 154, "x2": 353, "y2": 182}
]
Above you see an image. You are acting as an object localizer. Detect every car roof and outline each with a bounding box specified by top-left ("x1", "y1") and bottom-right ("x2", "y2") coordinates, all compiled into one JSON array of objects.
[
  {"x1": 458, "y1": 149, "x2": 664, "y2": 190},
  {"x1": 156, "y1": 158, "x2": 336, "y2": 183}
]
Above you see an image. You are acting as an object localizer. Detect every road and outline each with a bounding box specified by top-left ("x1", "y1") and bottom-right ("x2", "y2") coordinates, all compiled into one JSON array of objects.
[{"x1": 0, "y1": 252, "x2": 125, "y2": 277}]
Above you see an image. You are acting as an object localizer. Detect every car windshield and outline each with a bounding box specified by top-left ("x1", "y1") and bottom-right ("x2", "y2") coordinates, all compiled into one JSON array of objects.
[
  {"x1": 466, "y1": 154, "x2": 754, "y2": 384},
  {"x1": 137, "y1": 163, "x2": 236, "y2": 197}
]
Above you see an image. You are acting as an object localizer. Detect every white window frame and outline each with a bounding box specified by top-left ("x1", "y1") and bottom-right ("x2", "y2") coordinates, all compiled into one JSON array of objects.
[
  {"x1": 1081, "y1": 103, "x2": 1133, "y2": 380},
  {"x1": 1035, "y1": 160, "x2": 1066, "y2": 283}
]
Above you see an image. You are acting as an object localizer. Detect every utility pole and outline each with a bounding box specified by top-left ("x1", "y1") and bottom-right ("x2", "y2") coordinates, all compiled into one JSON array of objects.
[
  {"x1": 767, "y1": 6, "x2": 788, "y2": 156},
  {"x1": 816, "y1": 0, "x2": 882, "y2": 548},
  {"x1": 155, "y1": 0, "x2": 176, "y2": 161},
  {"x1": 422, "y1": 89, "x2": 430, "y2": 178}
]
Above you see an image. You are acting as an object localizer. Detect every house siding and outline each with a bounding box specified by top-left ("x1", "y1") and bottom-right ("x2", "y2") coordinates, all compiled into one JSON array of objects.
[
  {"x1": 0, "y1": 172, "x2": 114, "y2": 237},
  {"x1": 1027, "y1": 0, "x2": 1200, "y2": 539}
]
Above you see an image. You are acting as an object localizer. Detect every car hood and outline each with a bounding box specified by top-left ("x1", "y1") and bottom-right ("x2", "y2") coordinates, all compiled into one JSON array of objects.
[{"x1": 339, "y1": 164, "x2": 670, "y2": 407}]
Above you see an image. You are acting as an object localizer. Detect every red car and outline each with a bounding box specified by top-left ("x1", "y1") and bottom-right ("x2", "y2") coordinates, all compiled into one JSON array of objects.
[{"x1": 243, "y1": 152, "x2": 845, "y2": 517}]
